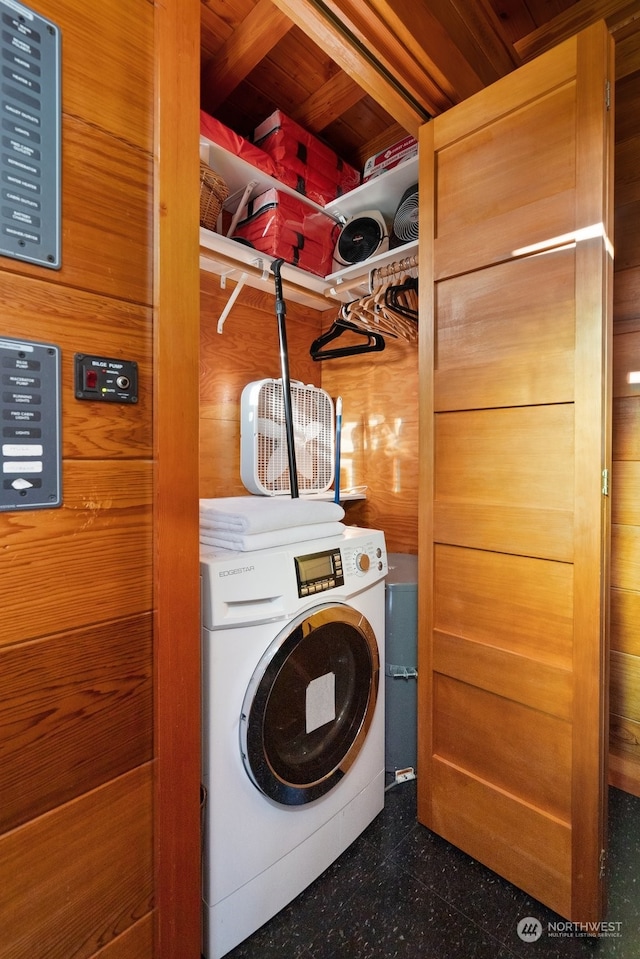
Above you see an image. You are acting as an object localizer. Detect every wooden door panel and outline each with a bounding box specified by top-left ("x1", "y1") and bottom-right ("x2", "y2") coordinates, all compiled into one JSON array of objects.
[
  {"x1": 437, "y1": 83, "x2": 576, "y2": 237},
  {"x1": 434, "y1": 675, "x2": 572, "y2": 819},
  {"x1": 435, "y1": 251, "x2": 576, "y2": 370},
  {"x1": 434, "y1": 189, "x2": 576, "y2": 279},
  {"x1": 435, "y1": 407, "x2": 574, "y2": 508},
  {"x1": 433, "y1": 632, "x2": 572, "y2": 719},
  {"x1": 434, "y1": 353, "x2": 575, "y2": 413},
  {"x1": 419, "y1": 20, "x2": 614, "y2": 923},
  {"x1": 434, "y1": 502, "x2": 574, "y2": 561},
  {"x1": 434, "y1": 545, "x2": 573, "y2": 666},
  {"x1": 434, "y1": 39, "x2": 575, "y2": 148},
  {"x1": 430, "y1": 761, "x2": 572, "y2": 916}
]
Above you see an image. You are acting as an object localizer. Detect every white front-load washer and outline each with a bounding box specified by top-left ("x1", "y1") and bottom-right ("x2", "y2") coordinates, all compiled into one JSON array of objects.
[{"x1": 201, "y1": 525, "x2": 387, "y2": 959}]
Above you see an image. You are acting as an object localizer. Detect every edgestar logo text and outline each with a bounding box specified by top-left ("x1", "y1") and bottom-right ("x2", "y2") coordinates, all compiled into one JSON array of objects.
[{"x1": 219, "y1": 566, "x2": 255, "y2": 577}]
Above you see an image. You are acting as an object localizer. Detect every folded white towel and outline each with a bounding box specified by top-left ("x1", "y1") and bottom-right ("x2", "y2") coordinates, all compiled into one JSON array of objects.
[
  {"x1": 200, "y1": 521, "x2": 346, "y2": 552},
  {"x1": 199, "y1": 496, "x2": 344, "y2": 534}
]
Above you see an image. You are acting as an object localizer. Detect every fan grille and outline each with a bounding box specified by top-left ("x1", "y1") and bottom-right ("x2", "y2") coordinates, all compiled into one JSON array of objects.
[
  {"x1": 392, "y1": 186, "x2": 419, "y2": 244},
  {"x1": 336, "y1": 214, "x2": 386, "y2": 264},
  {"x1": 242, "y1": 379, "x2": 335, "y2": 495}
]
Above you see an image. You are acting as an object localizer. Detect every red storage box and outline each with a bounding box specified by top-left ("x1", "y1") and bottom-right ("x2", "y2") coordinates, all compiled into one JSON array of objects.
[
  {"x1": 253, "y1": 109, "x2": 360, "y2": 205},
  {"x1": 200, "y1": 110, "x2": 277, "y2": 178},
  {"x1": 232, "y1": 188, "x2": 339, "y2": 277}
]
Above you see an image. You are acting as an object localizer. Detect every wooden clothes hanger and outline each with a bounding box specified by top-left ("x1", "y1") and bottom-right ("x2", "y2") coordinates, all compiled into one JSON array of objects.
[{"x1": 309, "y1": 255, "x2": 418, "y2": 360}]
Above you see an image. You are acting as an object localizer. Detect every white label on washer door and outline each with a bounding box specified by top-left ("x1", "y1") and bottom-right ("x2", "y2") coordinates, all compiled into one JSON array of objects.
[{"x1": 305, "y1": 672, "x2": 336, "y2": 734}]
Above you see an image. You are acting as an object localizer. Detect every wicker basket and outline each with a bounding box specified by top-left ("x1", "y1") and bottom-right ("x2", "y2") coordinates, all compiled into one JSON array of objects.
[{"x1": 200, "y1": 160, "x2": 229, "y2": 231}]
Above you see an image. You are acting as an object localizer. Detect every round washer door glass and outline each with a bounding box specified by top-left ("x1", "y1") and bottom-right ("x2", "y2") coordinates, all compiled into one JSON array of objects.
[{"x1": 240, "y1": 602, "x2": 380, "y2": 806}]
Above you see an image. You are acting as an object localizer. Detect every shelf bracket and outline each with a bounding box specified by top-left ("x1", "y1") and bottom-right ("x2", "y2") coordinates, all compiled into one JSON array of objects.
[
  {"x1": 217, "y1": 271, "x2": 247, "y2": 333},
  {"x1": 217, "y1": 259, "x2": 271, "y2": 333}
]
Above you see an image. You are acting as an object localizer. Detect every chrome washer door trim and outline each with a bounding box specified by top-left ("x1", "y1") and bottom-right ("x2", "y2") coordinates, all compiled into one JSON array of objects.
[{"x1": 240, "y1": 602, "x2": 380, "y2": 806}]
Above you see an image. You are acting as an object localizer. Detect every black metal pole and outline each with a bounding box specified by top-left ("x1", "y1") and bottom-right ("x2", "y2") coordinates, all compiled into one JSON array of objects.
[{"x1": 271, "y1": 258, "x2": 299, "y2": 498}]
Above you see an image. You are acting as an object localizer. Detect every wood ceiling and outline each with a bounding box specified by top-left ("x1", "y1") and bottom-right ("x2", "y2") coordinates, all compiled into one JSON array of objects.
[{"x1": 201, "y1": 0, "x2": 639, "y2": 169}]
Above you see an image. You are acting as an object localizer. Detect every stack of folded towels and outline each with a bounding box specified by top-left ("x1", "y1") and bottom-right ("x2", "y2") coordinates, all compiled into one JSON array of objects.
[{"x1": 200, "y1": 496, "x2": 346, "y2": 552}]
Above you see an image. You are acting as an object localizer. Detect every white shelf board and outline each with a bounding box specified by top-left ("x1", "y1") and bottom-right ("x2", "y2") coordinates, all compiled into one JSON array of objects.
[
  {"x1": 201, "y1": 136, "x2": 332, "y2": 218},
  {"x1": 324, "y1": 155, "x2": 418, "y2": 223},
  {"x1": 199, "y1": 136, "x2": 419, "y2": 308}
]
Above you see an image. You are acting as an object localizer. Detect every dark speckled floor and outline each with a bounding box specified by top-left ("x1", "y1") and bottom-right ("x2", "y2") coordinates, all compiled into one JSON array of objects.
[{"x1": 220, "y1": 781, "x2": 640, "y2": 959}]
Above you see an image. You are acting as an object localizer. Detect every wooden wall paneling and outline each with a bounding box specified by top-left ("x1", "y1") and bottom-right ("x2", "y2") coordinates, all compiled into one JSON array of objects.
[
  {"x1": 614, "y1": 197, "x2": 640, "y2": 271},
  {"x1": 1, "y1": 461, "x2": 152, "y2": 644},
  {"x1": 615, "y1": 132, "x2": 640, "y2": 204},
  {"x1": 153, "y1": 0, "x2": 202, "y2": 955},
  {"x1": 611, "y1": 586, "x2": 640, "y2": 655},
  {"x1": 1, "y1": 273, "x2": 152, "y2": 458},
  {"x1": 611, "y1": 42, "x2": 640, "y2": 795},
  {"x1": 0, "y1": 614, "x2": 152, "y2": 833},
  {"x1": 0, "y1": 0, "x2": 157, "y2": 953},
  {"x1": 0, "y1": 117, "x2": 153, "y2": 303},
  {"x1": 611, "y1": 460, "x2": 640, "y2": 525},
  {"x1": 611, "y1": 650, "x2": 640, "y2": 722},
  {"x1": 51, "y1": 0, "x2": 154, "y2": 148},
  {"x1": 0, "y1": 766, "x2": 153, "y2": 959},
  {"x1": 611, "y1": 525, "x2": 640, "y2": 591},
  {"x1": 199, "y1": 271, "x2": 323, "y2": 498},
  {"x1": 60, "y1": 119, "x2": 153, "y2": 303},
  {"x1": 613, "y1": 395, "x2": 640, "y2": 458},
  {"x1": 610, "y1": 646, "x2": 640, "y2": 772},
  {"x1": 614, "y1": 265, "x2": 640, "y2": 332},
  {"x1": 615, "y1": 69, "x2": 640, "y2": 142},
  {"x1": 317, "y1": 320, "x2": 419, "y2": 553},
  {"x1": 92, "y1": 915, "x2": 153, "y2": 959},
  {"x1": 614, "y1": 18, "x2": 640, "y2": 79}
]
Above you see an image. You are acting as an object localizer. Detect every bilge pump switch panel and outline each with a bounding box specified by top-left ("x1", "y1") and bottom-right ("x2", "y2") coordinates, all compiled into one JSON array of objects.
[
  {"x1": 75, "y1": 354, "x2": 138, "y2": 404},
  {"x1": 0, "y1": 335, "x2": 61, "y2": 511}
]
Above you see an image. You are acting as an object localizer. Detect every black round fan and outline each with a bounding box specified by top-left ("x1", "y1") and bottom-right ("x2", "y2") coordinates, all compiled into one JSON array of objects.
[
  {"x1": 334, "y1": 211, "x2": 388, "y2": 266},
  {"x1": 390, "y1": 184, "x2": 419, "y2": 248}
]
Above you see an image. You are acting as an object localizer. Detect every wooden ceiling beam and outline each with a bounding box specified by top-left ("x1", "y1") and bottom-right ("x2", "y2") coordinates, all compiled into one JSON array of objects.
[
  {"x1": 269, "y1": 0, "x2": 436, "y2": 133},
  {"x1": 446, "y1": 0, "x2": 522, "y2": 77},
  {"x1": 353, "y1": 0, "x2": 483, "y2": 102},
  {"x1": 201, "y1": 0, "x2": 293, "y2": 112},
  {"x1": 515, "y1": 0, "x2": 640, "y2": 61},
  {"x1": 290, "y1": 71, "x2": 367, "y2": 133},
  {"x1": 317, "y1": 0, "x2": 520, "y2": 108},
  {"x1": 316, "y1": 0, "x2": 461, "y2": 110}
]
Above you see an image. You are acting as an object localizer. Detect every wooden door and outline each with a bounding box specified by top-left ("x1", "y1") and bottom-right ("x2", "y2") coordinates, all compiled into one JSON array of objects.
[{"x1": 417, "y1": 21, "x2": 614, "y2": 924}]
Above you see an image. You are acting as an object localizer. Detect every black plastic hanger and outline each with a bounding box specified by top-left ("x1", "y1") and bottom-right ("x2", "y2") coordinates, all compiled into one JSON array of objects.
[{"x1": 310, "y1": 317, "x2": 386, "y2": 361}]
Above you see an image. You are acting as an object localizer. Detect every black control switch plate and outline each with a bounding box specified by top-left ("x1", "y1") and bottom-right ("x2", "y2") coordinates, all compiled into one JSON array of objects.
[{"x1": 74, "y1": 354, "x2": 138, "y2": 404}]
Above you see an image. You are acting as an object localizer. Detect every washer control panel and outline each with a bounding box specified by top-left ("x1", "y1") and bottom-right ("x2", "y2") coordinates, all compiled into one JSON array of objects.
[
  {"x1": 343, "y1": 540, "x2": 386, "y2": 578},
  {"x1": 295, "y1": 546, "x2": 344, "y2": 597}
]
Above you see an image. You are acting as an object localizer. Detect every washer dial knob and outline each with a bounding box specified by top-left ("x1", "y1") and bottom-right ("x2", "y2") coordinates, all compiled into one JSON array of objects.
[{"x1": 355, "y1": 551, "x2": 370, "y2": 573}]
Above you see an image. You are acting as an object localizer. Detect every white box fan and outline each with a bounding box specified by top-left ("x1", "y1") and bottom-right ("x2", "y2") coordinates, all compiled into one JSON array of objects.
[{"x1": 240, "y1": 379, "x2": 335, "y2": 495}]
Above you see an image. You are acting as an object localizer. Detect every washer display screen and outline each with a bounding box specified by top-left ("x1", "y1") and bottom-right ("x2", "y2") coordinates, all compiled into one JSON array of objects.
[{"x1": 295, "y1": 547, "x2": 344, "y2": 596}]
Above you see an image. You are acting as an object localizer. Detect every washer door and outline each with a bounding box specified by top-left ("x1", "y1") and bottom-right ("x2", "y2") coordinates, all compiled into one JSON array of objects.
[{"x1": 240, "y1": 602, "x2": 380, "y2": 806}]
